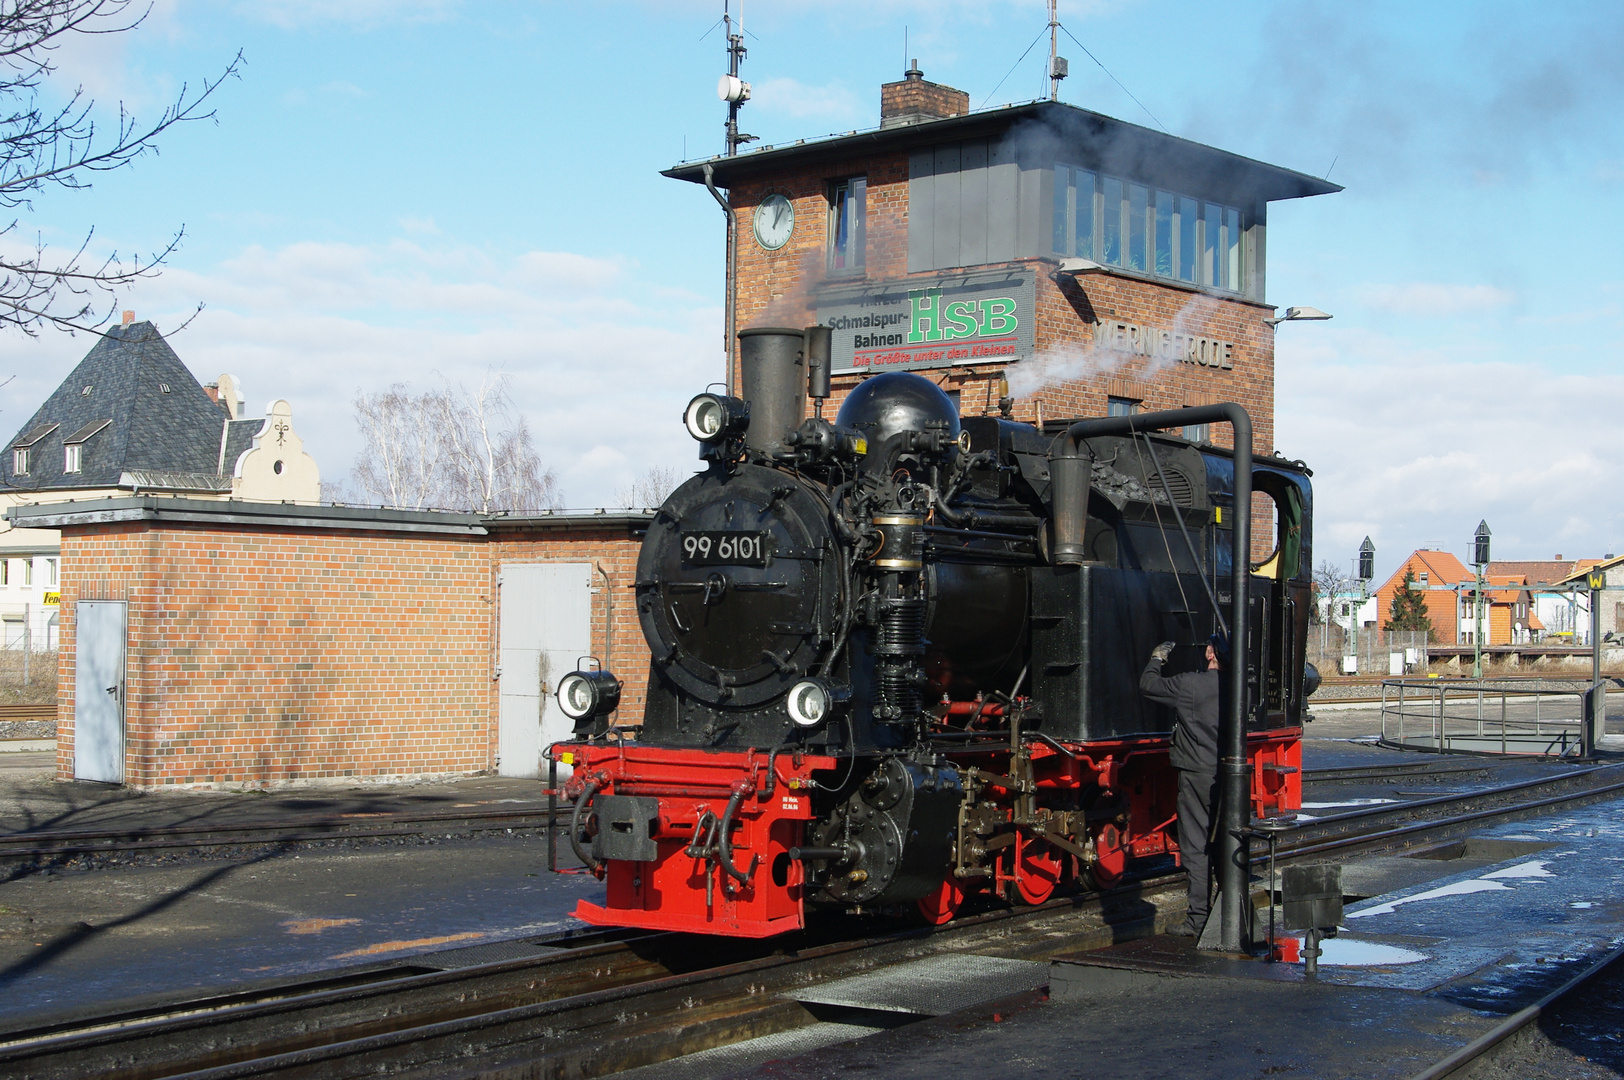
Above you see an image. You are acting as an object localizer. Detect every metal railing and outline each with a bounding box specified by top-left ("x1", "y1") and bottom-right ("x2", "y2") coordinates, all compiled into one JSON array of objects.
[{"x1": 1379, "y1": 677, "x2": 1609, "y2": 758}]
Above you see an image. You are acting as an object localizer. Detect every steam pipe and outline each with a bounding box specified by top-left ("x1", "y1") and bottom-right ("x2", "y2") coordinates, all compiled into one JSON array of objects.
[
  {"x1": 570, "y1": 778, "x2": 603, "y2": 876},
  {"x1": 717, "y1": 787, "x2": 760, "y2": 884},
  {"x1": 702, "y1": 163, "x2": 737, "y2": 396},
  {"x1": 1052, "y1": 403, "x2": 1253, "y2": 953}
]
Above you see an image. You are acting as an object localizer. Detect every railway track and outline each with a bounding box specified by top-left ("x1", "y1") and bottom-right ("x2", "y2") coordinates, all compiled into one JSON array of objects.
[
  {"x1": 0, "y1": 759, "x2": 1536, "y2": 864},
  {"x1": 4, "y1": 761, "x2": 1622, "y2": 1080},
  {"x1": 0, "y1": 805, "x2": 559, "y2": 862},
  {"x1": 1409, "y1": 941, "x2": 1624, "y2": 1080},
  {"x1": 1302, "y1": 759, "x2": 1502, "y2": 784}
]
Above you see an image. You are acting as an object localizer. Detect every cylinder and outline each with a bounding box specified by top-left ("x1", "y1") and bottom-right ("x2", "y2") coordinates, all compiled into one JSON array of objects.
[
  {"x1": 739, "y1": 327, "x2": 806, "y2": 457},
  {"x1": 804, "y1": 324, "x2": 832, "y2": 401}
]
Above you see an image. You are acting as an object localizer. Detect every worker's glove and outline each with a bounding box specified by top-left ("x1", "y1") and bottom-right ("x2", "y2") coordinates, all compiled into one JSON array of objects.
[{"x1": 1151, "y1": 641, "x2": 1175, "y2": 663}]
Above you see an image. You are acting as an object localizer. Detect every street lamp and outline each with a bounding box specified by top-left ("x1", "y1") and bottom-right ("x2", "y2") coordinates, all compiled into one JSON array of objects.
[
  {"x1": 1265, "y1": 305, "x2": 1333, "y2": 328},
  {"x1": 1472, "y1": 520, "x2": 1491, "y2": 678}
]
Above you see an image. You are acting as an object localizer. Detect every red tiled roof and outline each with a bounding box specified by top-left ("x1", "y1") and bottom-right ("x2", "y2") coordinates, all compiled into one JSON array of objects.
[{"x1": 1487, "y1": 560, "x2": 1583, "y2": 587}]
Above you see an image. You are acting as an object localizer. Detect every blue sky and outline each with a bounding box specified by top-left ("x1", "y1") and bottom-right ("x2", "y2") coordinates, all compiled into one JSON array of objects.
[{"x1": 4, "y1": 0, "x2": 1622, "y2": 582}]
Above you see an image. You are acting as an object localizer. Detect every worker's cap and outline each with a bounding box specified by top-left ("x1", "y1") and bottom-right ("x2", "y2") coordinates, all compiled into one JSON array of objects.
[{"x1": 1208, "y1": 633, "x2": 1231, "y2": 664}]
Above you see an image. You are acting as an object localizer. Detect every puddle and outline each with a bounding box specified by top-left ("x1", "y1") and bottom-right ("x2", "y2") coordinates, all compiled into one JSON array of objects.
[{"x1": 1294, "y1": 938, "x2": 1429, "y2": 966}]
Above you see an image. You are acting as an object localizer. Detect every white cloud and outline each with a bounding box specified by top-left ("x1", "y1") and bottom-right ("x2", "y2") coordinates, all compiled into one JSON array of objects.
[
  {"x1": 1, "y1": 235, "x2": 721, "y2": 511},
  {"x1": 1355, "y1": 283, "x2": 1518, "y2": 317},
  {"x1": 748, "y1": 77, "x2": 862, "y2": 122},
  {"x1": 1277, "y1": 346, "x2": 1624, "y2": 574}
]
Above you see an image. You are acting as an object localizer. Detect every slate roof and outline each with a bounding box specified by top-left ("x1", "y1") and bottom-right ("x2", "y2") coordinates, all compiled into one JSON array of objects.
[
  {"x1": 1, "y1": 321, "x2": 233, "y2": 494},
  {"x1": 221, "y1": 417, "x2": 261, "y2": 473}
]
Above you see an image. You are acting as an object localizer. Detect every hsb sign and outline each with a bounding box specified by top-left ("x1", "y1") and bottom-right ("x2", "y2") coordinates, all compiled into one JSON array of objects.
[{"x1": 905, "y1": 288, "x2": 1019, "y2": 343}]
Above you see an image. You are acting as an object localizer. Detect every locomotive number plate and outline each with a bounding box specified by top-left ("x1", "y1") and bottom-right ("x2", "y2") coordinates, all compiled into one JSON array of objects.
[{"x1": 681, "y1": 530, "x2": 769, "y2": 567}]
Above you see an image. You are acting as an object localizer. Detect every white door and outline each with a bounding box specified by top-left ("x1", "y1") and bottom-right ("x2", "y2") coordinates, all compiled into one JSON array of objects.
[
  {"x1": 74, "y1": 600, "x2": 127, "y2": 784},
  {"x1": 498, "y1": 563, "x2": 592, "y2": 778}
]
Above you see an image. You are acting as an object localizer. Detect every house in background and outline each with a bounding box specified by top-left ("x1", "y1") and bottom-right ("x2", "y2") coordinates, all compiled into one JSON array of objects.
[
  {"x1": 1, "y1": 314, "x2": 321, "y2": 650},
  {"x1": 1371, "y1": 549, "x2": 1472, "y2": 643},
  {"x1": 1370, "y1": 549, "x2": 1622, "y2": 648},
  {"x1": 1556, "y1": 555, "x2": 1624, "y2": 645}
]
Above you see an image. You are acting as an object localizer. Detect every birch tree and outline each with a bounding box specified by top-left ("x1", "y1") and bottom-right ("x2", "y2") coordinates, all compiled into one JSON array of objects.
[
  {"x1": 350, "y1": 375, "x2": 561, "y2": 513},
  {"x1": 615, "y1": 464, "x2": 683, "y2": 509}
]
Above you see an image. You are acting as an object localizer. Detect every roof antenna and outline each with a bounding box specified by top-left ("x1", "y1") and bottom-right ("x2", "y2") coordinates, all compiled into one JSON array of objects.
[
  {"x1": 717, "y1": 1, "x2": 756, "y2": 156},
  {"x1": 1047, "y1": 0, "x2": 1068, "y2": 100}
]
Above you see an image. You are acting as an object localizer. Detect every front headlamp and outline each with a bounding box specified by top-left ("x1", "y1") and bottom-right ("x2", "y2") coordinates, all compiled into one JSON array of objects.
[
  {"x1": 787, "y1": 677, "x2": 845, "y2": 728},
  {"x1": 684, "y1": 393, "x2": 749, "y2": 443},
  {"x1": 557, "y1": 667, "x2": 622, "y2": 731}
]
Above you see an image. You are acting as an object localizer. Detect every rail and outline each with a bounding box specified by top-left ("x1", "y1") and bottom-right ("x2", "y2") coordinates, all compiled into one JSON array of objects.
[
  {"x1": 1379, "y1": 677, "x2": 1616, "y2": 758},
  {"x1": 8, "y1": 763, "x2": 1624, "y2": 1080}
]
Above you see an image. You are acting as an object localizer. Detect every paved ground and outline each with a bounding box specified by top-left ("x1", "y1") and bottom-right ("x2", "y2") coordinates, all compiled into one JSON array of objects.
[
  {"x1": 0, "y1": 757, "x2": 598, "y2": 1022},
  {"x1": 643, "y1": 789, "x2": 1624, "y2": 1080},
  {"x1": 0, "y1": 707, "x2": 1584, "y2": 1022}
]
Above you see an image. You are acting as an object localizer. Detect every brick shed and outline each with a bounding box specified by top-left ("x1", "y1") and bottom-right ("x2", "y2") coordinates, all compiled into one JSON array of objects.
[{"x1": 8, "y1": 497, "x2": 651, "y2": 789}]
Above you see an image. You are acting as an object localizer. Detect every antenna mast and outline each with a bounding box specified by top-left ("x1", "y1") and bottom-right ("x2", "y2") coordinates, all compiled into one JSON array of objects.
[
  {"x1": 1047, "y1": 0, "x2": 1067, "y2": 100},
  {"x1": 718, "y1": 1, "x2": 756, "y2": 156}
]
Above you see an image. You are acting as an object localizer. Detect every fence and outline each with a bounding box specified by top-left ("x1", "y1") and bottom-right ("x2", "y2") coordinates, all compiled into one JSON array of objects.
[
  {"x1": 1308, "y1": 626, "x2": 1429, "y2": 678},
  {"x1": 0, "y1": 647, "x2": 57, "y2": 707},
  {"x1": 1378, "y1": 677, "x2": 1607, "y2": 758}
]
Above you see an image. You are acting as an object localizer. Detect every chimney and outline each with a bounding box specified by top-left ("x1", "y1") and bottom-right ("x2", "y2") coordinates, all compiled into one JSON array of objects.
[
  {"x1": 121, "y1": 310, "x2": 135, "y2": 326},
  {"x1": 880, "y1": 61, "x2": 969, "y2": 128},
  {"x1": 203, "y1": 382, "x2": 221, "y2": 406}
]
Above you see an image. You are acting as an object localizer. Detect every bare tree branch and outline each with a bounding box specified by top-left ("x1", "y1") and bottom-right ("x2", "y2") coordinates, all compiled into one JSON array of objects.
[
  {"x1": 350, "y1": 375, "x2": 562, "y2": 514},
  {"x1": 1311, "y1": 559, "x2": 1353, "y2": 625},
  {"x1": 0, "y1": 2, "x2": 241, "y2": 337},
  {"x1": 615, "y1": 465, "x2": 683, "y2": 509}
]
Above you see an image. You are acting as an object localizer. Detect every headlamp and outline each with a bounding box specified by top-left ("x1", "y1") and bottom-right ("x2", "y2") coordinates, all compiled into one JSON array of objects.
[
  {"x1": 684, "y1": 393, "x2": 749, "y2": 443},
  {"x1": 787, "y1": 677, "x2": 845, "y2": 728},
  {"x1": 557, "y1": 668, "x2": 622, "y2": 730}
]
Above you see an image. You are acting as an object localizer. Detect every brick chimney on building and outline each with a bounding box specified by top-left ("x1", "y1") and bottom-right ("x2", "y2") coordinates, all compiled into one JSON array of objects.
[{"x1": 880, "y1": 61, "x2": 969, "y2": 128}]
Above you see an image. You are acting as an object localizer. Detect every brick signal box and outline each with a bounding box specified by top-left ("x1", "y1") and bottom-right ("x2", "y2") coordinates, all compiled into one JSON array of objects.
[{"x1": 666, "y1": 66, "x2": 1339, "y2": 452}]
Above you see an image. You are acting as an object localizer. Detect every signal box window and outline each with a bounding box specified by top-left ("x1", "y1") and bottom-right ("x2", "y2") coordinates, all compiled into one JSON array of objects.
[
  {"x1": 1106, "y1": 396, "x2": 1139, "y2": 417},
  {"x1": 1054, "y1": 165, "x2": 1245, "y2": 293},
  {"x1": 828, "y1": 176, "x2": 866, "y2": 274}
]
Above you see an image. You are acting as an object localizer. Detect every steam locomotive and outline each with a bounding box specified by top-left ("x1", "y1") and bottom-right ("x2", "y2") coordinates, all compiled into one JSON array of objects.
[{"x1": 549, "y1": 326, "x2": 1314, "y2": 937}]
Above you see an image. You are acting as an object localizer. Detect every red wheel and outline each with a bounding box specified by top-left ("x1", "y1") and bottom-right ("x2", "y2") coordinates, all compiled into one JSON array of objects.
[
  {"x1": 1015, "y1": 834, "x2": 1063, "y2": 905},
  {"x1": 1089, "y1": 823, "x2": 1127, "y2": 891},
  {"x1": 916, "y1": 877, "x2": 964, "y2": 925}
]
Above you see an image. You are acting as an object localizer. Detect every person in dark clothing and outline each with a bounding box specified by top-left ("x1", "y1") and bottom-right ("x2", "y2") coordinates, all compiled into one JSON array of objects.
[{"x1": 1139, "y1": 635, "x2": 1226, "y2": 937}]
